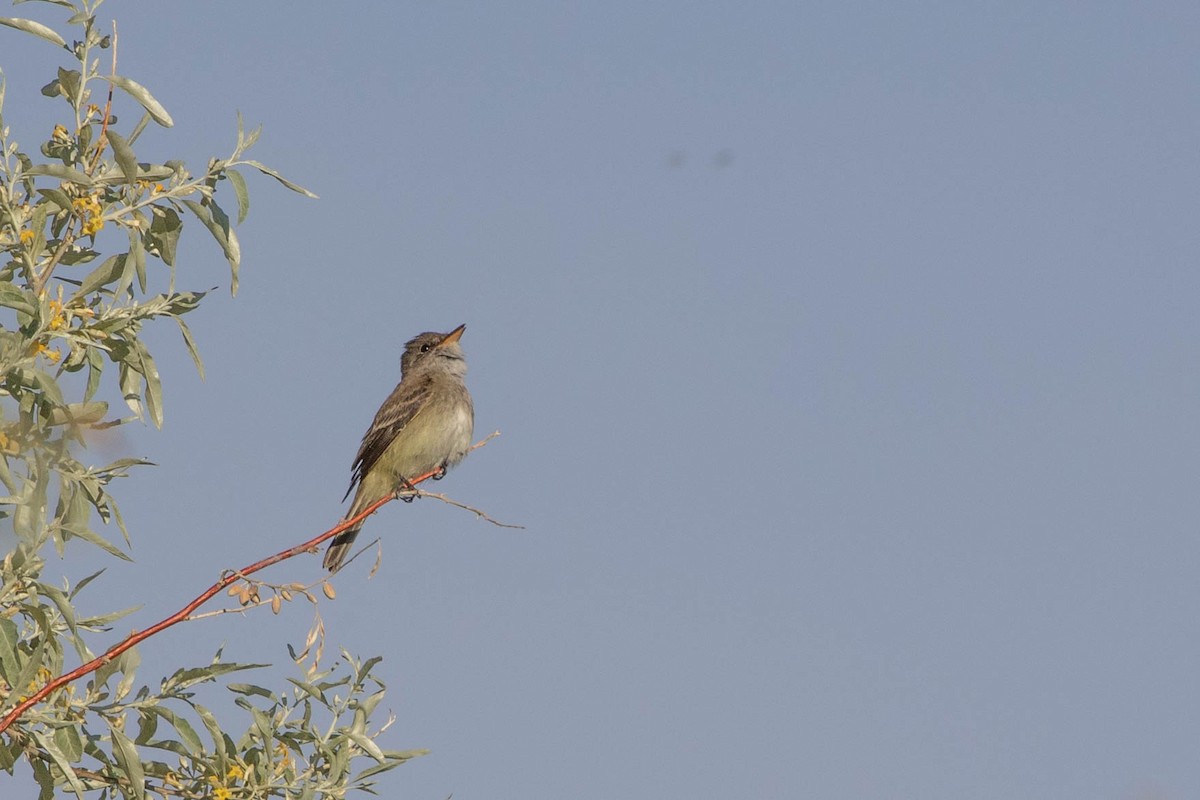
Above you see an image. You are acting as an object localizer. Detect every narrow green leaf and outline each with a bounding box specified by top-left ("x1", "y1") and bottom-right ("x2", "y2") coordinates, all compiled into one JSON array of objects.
[
  {"x1": 30, "y1": 756, "x2": 54, "y2": 800},
  {"x1": 32, "y1": 730, "x2": 87, "y2": 798},
  {"x1": 0, "y1": 283, "x2": 36, "y2": 315},
  {"x1": 171, "y1": 715, "x2": 203, "y2": 755},
  {"x1": 46, "y1": 401, "x2": 108, "y2": 427},
  {"x1": 84, "y1": 346, "x2": 103, "y2": 402},
  {"x1": 354, "y1": 749, "x2": 428, "y2": 780},
  {"x1": 53, "y1": 723, "x2": 84, "y2": 762},
  {"x1": 0, "y1": 17, "x2": 67, "y2": 49},
  {"x1": 76, "y1": 604, "x2": 140, "y2": 627},
  {"x1": 146, "y1": 205, "x2": 181, "y2": 267},
  {"x1": 117, "y1": 356, "x2": 143, "y2": 418},
  {"x1": 174, "y1": 318, "x2": 204, "y2": 380},
  {"x1": 0, "y1": 617, "x2": 19, "y2": 680},
  {"x1": 286, "y1": 678, "x2": 327, "y2": 704},
  {"x1": 249, "y1": 705, "x2": 273, "y2": 739},
  {"x1": 134, "y1": 341, "x2": 163, "y2": 428},
  {"x1": 58, "y1": 523, "x2": 131, "y2": 561},
  {"x1": 35, "y1": 186, "x2": 74, "y2": 212},
  {"x1": 37, "y1": 582, "x2": 78, "y2": 637},
  {"x1": 113, "y1": 250, "x2": 138, "y2": 300},
  {"x1": 135, "y1": 710, "x2": 159, "y2": 745},
  {"x1": 0, "y1": 733, "x2": 17, "y2": 772},
  {"x1": 227, "y1": 226, "x2": 241, "y2": 295},
  {"x1": 74, "y1": 253, "x2": 124, "y2": 298},
  {"x1": 69, "y1": 568, "x2": 106, "y2": 598},
  {"x1": 106, "y1": 130, "x2": 138, "y2": 185},
  {"x1": 108, "y1": 724, "x2": 146, "y2": 800},
  {"x1": 102, "y1": 74, "x2": 173, "y2": 127},
  {"x1": 55, "y1": 67, "x2": 81, "y2": 101},
  {"x1": 346, "y1": 731, "x2": 386, "y2": 762},
  {"x1": 226, "y1": 683, "x2": 275, "y2": 699},
  {"x1": 241, "y1": 160, "x2": 318, "y2": 198},
  {"x1": 130, "y1": 228, "x2": 147, "y2": 292},
  {"x1": 181, "y1": 199, "x2": 240, "y2": 293},
  {"x1": 115, "y1": 646, "x2": 141, "y2": 701},
  {"x1": 95, "y1": 163, "x2": 175, "y2": 186},
  {"x1": 28, "y1": 367, "x2": 66, "y2": 408},
  {"x1": 24, "y1": 163, "x2": 93, "y2": 185},
  {"x1": 192, "y1": 703, "x2": 227, "y2": 759},
  {"x1": 127, "y1": 110, "x2": 152, "y2": 145},
  {"x1": 356, "y1": 689, "x2": 385, "y2": 719},
  {"x1": 356, "y1": 655, "x2": 384, "y2": 685},
  {"x1": 165, "y1": 661, "x2": 268, "y2": 692},
  {"x1": 227, "y1": 168, "x2": 250, "y2": 224}
]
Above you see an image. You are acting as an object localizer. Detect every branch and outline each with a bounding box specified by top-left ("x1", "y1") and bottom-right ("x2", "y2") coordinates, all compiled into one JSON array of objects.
[
  {"x1": 416, "y1": 489, "x2": 524, "y2": 529},
  {"x1": 0, "y1": 433, "x2": 504, "y2": 733}
]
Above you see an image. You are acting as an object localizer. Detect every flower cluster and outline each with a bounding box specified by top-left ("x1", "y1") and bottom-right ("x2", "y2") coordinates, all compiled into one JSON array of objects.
[{"x1": 71, "y1": 191, "x2": 105, "y2": 236}]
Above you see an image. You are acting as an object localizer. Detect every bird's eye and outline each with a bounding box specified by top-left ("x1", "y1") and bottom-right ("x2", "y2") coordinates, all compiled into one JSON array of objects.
[{"x1": 420, "y1": 343, "x2": 432, "y2": 353}]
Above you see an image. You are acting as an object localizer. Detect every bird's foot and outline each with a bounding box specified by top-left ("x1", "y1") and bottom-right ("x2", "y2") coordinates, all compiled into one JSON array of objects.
[{"x1": 395, "y1": 477, "x2": 418, "y2": 502}]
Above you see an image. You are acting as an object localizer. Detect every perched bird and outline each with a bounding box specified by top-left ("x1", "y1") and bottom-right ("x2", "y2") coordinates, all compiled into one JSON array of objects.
[{"x1": 323, "y1": 324, "x2": 474, "y2": 571}]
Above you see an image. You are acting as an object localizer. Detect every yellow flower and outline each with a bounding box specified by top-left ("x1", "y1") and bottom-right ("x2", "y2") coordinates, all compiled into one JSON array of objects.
[
  {"x1": 27, "y1": 666, "x2": 53, "y2": 692},
  {"x1": 226, "y1": 763, "x2": 245, "y2": 781},
  {"x1": 28, "y1": 341, "x2": 61, "y2": 363},
  {"x1": 18, "y1": 229, "x2": 34, "y2": 245},
  {"x1": 48, "y1": 299, "x2": 67, "y2": 331},
  {"x1": 205, "y1": 774, "x2": 235, "y2": 800},
  {"x1": 72, "y1": 193, "x2": 105, "y2": 236},
  {"x1": 273, "y1": 742, "x2": 293, "y2": 773},
  {"x1": 52, "y1": 124, "x2": 70, "y2": 141},
  {"x1": 15, "y1": 666, "x2": 54, "y2": 702}
]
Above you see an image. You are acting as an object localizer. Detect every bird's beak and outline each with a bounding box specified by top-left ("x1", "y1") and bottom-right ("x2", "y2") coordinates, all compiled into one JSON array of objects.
[{"x1": 438, "y1": 324, "x2": 466, "y2": 347}]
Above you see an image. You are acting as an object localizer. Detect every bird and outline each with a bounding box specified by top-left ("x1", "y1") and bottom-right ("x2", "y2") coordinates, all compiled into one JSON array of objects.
[{"x1": 323, "y1": 324, "x2": 474, "y2": 571}]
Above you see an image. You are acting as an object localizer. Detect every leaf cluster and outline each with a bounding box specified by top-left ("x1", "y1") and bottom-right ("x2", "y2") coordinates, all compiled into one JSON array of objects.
[{"x1": 0, "y1": 3, "x2": 408, "y2": 798}]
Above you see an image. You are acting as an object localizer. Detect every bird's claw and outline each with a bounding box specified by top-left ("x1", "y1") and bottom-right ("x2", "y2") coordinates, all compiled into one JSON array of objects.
[{"x1": 395, "y1": 477, "x2": 418, "y2": 502}]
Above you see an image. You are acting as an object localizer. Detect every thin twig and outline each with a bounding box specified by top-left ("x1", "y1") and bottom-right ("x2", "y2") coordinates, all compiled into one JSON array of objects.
[
  {"x1": 86, "y1": 20, "x2": 117, "y2": 175},
  {"x1": 0, "y1": 433, "x2": 504, "y2": 733},
  {"x1": 416, "y1": 490, "x2": 524, "y2": 529}
]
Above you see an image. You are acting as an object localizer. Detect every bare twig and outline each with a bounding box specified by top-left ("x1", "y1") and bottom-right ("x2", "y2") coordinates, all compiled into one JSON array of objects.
[
  {"x1": 86, "y1": 21, "x2": 118, "y2": 175},
  {"x1": 416, "y1": 490, "x2": 524, "y2": 529}
]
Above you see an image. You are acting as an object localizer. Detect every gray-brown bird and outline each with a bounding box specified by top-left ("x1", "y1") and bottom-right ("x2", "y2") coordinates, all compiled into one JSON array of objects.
[{"x1": 323, "y1": 324, "x2": 474, "y2": 571}]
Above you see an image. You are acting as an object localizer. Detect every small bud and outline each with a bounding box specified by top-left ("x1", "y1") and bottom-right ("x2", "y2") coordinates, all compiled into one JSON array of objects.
[
  {"x1": 270, "y1": 595, "x2": 282, "y2": 615},
  {"x1": 322, "y1": 581, "x2": 336, "y2": 600}
]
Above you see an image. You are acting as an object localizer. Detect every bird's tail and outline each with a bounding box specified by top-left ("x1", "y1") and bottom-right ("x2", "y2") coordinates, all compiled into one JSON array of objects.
[{"x1": 323, "y1": 522, "x2": 360, "y2": 571}]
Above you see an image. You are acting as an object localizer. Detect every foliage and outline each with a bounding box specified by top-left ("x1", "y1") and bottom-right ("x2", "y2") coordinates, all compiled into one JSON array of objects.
[{"x1": 0, "y1": 2, "x2": 415, "y2": 796}]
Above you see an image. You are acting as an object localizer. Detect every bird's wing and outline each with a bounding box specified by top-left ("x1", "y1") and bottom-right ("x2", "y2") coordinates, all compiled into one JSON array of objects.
[{"x1": 344, "y1": 376, "x2": 433, "y2": 501}]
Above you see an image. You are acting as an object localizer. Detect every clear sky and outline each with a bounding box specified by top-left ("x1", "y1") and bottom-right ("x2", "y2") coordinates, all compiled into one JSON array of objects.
[{"x1": 4, "y1": 1, "x2": 1200, "y2": 798}]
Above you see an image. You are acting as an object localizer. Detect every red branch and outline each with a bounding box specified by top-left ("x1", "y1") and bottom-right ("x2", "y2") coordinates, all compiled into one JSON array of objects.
[{"x1": 0, "y1": 465, "x2": 444, "y2": 734}]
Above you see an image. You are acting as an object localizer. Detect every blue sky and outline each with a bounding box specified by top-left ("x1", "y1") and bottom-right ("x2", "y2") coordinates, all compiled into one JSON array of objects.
[{"x1": 4, "y1": 1, "x2": 1200, "y2": 797}]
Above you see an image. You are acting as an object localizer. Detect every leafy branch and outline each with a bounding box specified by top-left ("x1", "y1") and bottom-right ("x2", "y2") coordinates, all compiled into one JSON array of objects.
[
  {"x1": 0, "y1": 3, "x2": 452, "y2": 797},
  {"x1": 0, "y1": 431, "x2": 508, "y2": 736}
]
